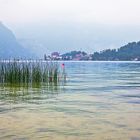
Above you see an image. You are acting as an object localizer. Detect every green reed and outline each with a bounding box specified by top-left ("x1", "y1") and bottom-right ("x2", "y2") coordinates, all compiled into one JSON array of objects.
[{"x1": 0, "y1": 60, "x2": 61, "y2": 85}]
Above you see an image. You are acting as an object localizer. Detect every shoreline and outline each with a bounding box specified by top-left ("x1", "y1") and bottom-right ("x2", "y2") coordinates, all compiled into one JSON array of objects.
[{"x1": 0, "y1": 59, "x2": 140, "y2": 63}]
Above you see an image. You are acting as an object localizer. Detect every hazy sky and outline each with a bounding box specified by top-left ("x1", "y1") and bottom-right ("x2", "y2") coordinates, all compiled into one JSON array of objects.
[{"x1": 0, "y1": 0, "x2": 140, "y2": 55}]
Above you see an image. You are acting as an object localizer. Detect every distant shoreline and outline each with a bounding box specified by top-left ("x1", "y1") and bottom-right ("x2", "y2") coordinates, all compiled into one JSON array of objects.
[{"x1": 0, "y1": 59, "x2": 140, "y2": 63}]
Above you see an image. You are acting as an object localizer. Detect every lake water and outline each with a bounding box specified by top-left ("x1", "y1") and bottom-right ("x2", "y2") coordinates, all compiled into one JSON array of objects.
[{"x1": 0, "y1": 61, "x2": 140, "y2": 140}]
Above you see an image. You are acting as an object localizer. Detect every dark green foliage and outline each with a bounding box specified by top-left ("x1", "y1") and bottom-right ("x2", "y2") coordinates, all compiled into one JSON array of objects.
[
  {"x1": 92, "y1": 41, "x2": 140, "y2": 61},
  {"x1": 0, "y1": 61, "x2": 61, "y2": 85},
  {"x1": 62, "y1": 51, "x2": 87, "y2": 60}
]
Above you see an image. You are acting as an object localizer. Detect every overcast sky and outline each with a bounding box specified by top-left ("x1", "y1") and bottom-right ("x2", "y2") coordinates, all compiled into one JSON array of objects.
[{"x1": 0, "y1": 0, "x2": 140, "y2": 55}]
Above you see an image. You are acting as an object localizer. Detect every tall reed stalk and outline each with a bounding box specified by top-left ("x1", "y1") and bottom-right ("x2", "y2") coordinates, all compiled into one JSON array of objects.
[{"x1": 0, "y1": 60, "x2": 61, "y2": 85}]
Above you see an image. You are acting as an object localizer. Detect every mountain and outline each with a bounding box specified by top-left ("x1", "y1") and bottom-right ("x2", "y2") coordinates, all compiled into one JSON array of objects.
[
  {"x1": 0, "y1": 22, "x2": 35, "y2": 59},
  {"x1": 18, "y1": 39, "x2": 48, "y2": 58},
  {"x1": 92, "y1": 41, "x2": 140, "y2": 61}
]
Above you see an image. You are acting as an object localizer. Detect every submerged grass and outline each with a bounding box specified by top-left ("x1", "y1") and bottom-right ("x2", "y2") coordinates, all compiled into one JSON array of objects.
[{"x1": 0, "y1": 60, "x2": 62, "y2": 85}]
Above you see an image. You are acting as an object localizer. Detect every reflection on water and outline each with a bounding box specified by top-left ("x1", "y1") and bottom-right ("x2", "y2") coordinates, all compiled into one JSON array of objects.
[
  {"x1": 0, "y1": 82, "x2": 64, "y2": 104},
  {"x1": 0, "y1": 61, "x2": 140, "y2": 140}
]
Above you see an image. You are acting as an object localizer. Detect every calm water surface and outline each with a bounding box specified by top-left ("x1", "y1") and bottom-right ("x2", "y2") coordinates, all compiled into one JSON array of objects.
[{"x1": 0, "y1": 61, "x2": 140, "y2": 140}]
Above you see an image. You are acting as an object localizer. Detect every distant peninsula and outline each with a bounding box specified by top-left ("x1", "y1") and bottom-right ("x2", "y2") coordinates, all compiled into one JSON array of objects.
[
  {"x1": 45, "y1": 41, "x2": 140, "y2": 61},
  {"x1": 92, "y1": 41, "x2": 140, "y2": 61}
]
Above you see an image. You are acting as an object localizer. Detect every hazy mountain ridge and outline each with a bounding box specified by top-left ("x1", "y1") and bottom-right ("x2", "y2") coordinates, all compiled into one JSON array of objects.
[
  {"x1": 92, "y1": 41, "x2": 140, "y2": 61},
  {"x1": 0, "y1": 23, "x2": 139, "y2": 61},
  {"x1": 0, "y1": 23, "x2": 35, "y2": 59},
  {"x1": 18, "y1": 39, "x2": 48, "y2": 58}
]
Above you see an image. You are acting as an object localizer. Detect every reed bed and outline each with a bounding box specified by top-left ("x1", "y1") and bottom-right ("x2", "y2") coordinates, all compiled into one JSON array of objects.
[{"x1": 0, "y1": 60, "x2": 61, "y2": 85}]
